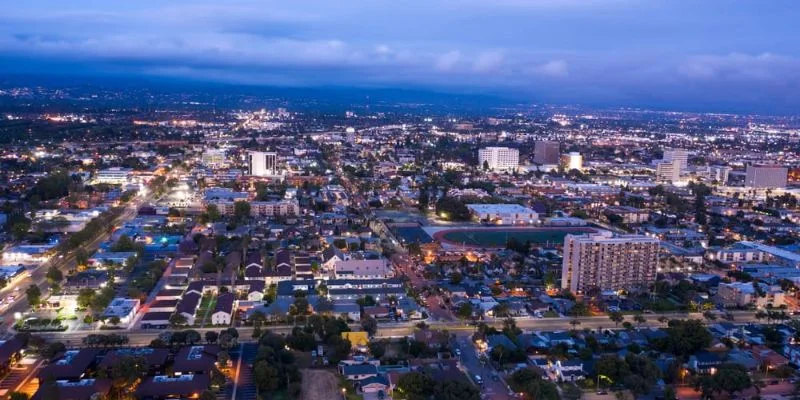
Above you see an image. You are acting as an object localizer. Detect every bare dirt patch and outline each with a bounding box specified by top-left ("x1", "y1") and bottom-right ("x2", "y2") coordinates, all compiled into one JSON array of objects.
[{"x1": 299, "y1": 369, "x2": 340, "y2": 400}]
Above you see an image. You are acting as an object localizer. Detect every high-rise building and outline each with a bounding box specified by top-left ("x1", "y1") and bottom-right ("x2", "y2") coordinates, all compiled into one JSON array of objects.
[
  {"x1": 249, "y1": 151, "x2": 278, "y2": 176},
  {"x1": 745, "y1": 165, "x2": 788, "y2": 188},
  {"x1": 662, "y1": 148, "x2": 688, "y2": 173},
  {"x1": 709, "y1": 165, "x2": 731, "y2": 184},
  {"x1": 655, "y1": 160, "x2": 680, "y2": 184},
  {"x1": 560, "y1": 152, "x2": 583, "y2": 171},
  {"x1": 561, "y1": 231, "x2": 659, "y2": 294},
  {"x1": 533, "y1": 141, "x2": 560, "y2": 164},
  {"x1": 478, "y1": 147, "x2": 519, "y2": 172}
]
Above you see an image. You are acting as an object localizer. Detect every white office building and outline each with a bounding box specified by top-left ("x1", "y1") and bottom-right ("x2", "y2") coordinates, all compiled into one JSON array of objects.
[
  {"x1": 478, "y1": 147, "x2": 519, "y2": 172},
  {"x1": 561, "y1": 152, "x2": 583, "y2": 171},
  {"x1": 201, "y1": 149, "x2": 227, "y2": 168},
  {"x1": 466, "y1": 203, "x2": 538, "y2": 225},
  {"x1": 656, "y1": 160, "x2": 681, "y2": 184},
  {"x1": 95, "y1": 168, "x2": 133, "y2": 185},
  {"x1": 663, "y1": 148, "x2": 688, "y2": 172},
  {"x1": 248, "y1": 151, "x2": 278, "y2": 176},
  {"x1": 745, "y1": 165, "x2": 788, "y2": 188}
]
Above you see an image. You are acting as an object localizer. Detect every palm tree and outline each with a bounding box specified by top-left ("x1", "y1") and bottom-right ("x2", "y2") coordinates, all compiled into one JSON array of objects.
[
  {"x1": 633, "y1": 313, "x2": 646, "y2": 328},
  {"x1": 609, "y1": 311, "x2": 624, "y2": 328},
  {"x1": 570, "y1": 319, "x2": 581, "y2": 332}
]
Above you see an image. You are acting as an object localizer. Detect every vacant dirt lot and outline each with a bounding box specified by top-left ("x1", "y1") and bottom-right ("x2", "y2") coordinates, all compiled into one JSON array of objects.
[{"x1": 299, "y1": 369, "x2": 340, "y2": 400}]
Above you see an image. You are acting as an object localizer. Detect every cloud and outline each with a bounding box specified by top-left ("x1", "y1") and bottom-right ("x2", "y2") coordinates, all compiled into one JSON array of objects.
[
  {"x1": 472, "y1": 50, "x2": 505, "y2": 73},
  {"x1": 435, "y1": 50, "x2": 461, "y2": 71},
  {"x1": 0, "y1": 1, "x2": 799, "y2": 112},
  {"x1": 678, "y1": 52, "x2": 799, "y2": 83},
  {"x1": 529, "y1": 60, "x2": 568, "y2": 77}
]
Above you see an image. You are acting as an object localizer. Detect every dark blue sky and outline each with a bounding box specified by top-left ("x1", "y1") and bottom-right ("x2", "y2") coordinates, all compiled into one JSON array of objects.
[{"x1": 2, "y1": 1, "x2": 799, "y2": 113}]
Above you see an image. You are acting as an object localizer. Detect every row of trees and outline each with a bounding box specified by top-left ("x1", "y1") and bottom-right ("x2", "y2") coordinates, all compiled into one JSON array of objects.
[{"x1": 396, "y1": 371, "x2": 480, "y2": 400}]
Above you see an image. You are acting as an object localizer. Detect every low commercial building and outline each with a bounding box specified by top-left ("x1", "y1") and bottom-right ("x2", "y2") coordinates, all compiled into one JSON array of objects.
[
  {"x1": 3, "y1": 244, "x2": 56, "y2": 264},
  {"x1": 466, "y1": 204, "x2": 538, "y2": 225},
  {"x1": 715, "y1": 282, "x2": 786, "y2": 308},
  {"x1": 102, "y1": 298, "x2": 140, "y2": 327}
]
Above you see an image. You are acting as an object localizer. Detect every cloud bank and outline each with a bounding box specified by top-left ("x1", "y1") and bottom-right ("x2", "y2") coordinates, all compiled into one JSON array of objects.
[{"x1": 1, "y1": 0, "x2": 799, "y2": 112}]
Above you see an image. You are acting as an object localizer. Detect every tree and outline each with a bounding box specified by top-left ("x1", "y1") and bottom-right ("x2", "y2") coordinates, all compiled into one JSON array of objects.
[
  {"x1": 508, "y1": 369, "x2": 559, "y2": 400},
  {"x1": 456, "y1": 302, "x2": 473, "y2": 321},
  {"x1": 449, "y1": 271, "x2": 463, "y2": 285},
  {"x1": 609, "y1": 311, "x2": 624, "y2": 327},
  {"x1": 397, "y1": 371, "x2": 433, "y2": 399},
  {"x1": 199, "y1": 391, "x2": 216, "y2": 400},
  {"x1": 418, "y1": 186, "x2": 429, "y2": 212},
  {"x1": 75, "y1": 248, "x2": 89, "y2": 268},
  {"x1": 8, "y1": 392, "x2": 28, "y2": 400},
  {"x1": 233, "y1": 201, "x2": 251, "y2": 222},
  {"x1": 45, "y1": 266, "x2": 63, "y2": 289},
  {"x1": 206, "y1": 204, "x2": 221, "y2": 222},
  {"x1": 25, "y1": 285, "x2": 42, "y2": 308},
  {"x1": 169, "y1": 313, "x2": 188, "y2": 327},
  {"x1": 361, "y1": 315, "x2": 378, "y2": 336},
  {"x1": 77, "y1": 288, "x2": 95, "y2": 309},
  {"x1": 217, "y1": 350, "x2": 230, "y2": 368},
  {"x1": 633, "y1": 313, "x2": 646, "y2": 327},
  {"x1": 41, "y1": 342, "x2": 66, "y2": 359},
  {"x1": 562, "y1": 384, "x2": 584, "y2": 400},
  {"x1": 252, "y1": 360, "x2": 282, "y2": 392},
  {"x1": 205, "y1": 331, "x2": 219, "y2": 344},
  {"x1": 569, "y1": 319, "x2": 581, "y2": 331},
  {"x1": 433, "y1": 379, "x2": 481, "y2": 400},
  {"x1": 653, "y1": 319, "x2": 712, "y2": 358},
  {"x1": 103, "y1": 355, "x2": 148, "y2": 397},
  {"x1": 571, "y1": 301, "x2": 589, "y2": 317},
  {"x1": 698, "y1": 363, "x2": 751, "y2": 397}
]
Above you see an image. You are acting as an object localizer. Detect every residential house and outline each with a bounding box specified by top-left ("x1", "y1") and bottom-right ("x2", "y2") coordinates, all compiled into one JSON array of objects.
[{"x1": 211, "y1": 292, "x2": 235, "y2": 325}]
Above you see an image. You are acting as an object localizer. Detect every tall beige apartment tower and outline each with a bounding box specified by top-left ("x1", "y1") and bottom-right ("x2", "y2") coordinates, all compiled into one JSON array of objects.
[{"x1": 561, "y1": 231, "x2": 660, "y2": 294}]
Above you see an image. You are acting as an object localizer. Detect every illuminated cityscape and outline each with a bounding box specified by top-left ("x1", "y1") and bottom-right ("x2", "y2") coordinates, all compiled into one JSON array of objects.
[{"x1": 0, "y1": 1, "x2": 799, "y2": 400}]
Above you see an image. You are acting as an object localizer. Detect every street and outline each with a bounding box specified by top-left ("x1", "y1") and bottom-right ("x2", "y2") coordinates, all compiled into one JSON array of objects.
[{"x1": 455, "y1": 335, "x2": 512, "y2": 399}]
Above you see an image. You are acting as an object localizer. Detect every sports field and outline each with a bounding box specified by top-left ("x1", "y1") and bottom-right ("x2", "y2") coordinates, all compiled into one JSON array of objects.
[{"x1": 433, "y1": 226, "x2": 596, "y2": 248}]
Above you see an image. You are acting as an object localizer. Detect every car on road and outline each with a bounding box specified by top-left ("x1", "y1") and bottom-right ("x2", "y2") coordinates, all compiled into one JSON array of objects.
[
  {"x1": 454, "y1": 348, "x2": 461, "y2": 356},
  {"x1": 474, "y1": 375, "x2": 483, "y2": 385}
]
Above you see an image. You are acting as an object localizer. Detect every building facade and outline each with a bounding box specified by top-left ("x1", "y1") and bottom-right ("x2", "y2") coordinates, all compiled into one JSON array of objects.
[
  {"x1": 533, "y1": 141, "x2": 560, "y2": 164},
  {"x1": 561, "y1": 231, "x2": 659, "y2": 293},
  {"x1": 248, "y1": 151, "x2": 278, "y2": 176},
  {"x1": 656, "y1": 160, "x2": 681, "y2": 184},
  {"x1": 745, "y1": 165, "x2": 788, "y2": 188},
  {"x1": 560, "y1": 152, "x2": 583, "y2": 171},
  {"x1": 478, "y1": 147, "x2": 519, "y2": 172},
  {"x1": 663, "y1": 148, "x2": 688, "y2": 173}
]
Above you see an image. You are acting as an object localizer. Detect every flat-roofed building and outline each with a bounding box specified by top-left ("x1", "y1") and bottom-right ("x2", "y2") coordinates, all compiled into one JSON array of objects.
[
  {"x1": 95, "y1": 167, "x2": 133, "y2": 184},
  {"x1": 466, "y1": 203, "x2": 538, "y2": 225}
]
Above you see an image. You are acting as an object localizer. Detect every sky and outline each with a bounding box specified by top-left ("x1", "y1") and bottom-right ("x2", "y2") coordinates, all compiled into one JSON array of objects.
[{"x1": 1, "y1": 0, "x2": 799, "y2": 113}]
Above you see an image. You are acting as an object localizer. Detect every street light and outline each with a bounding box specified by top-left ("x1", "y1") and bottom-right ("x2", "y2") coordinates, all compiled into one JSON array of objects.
[{"x1": 341, "y1": 388, "x2": 347, "y2": 400}]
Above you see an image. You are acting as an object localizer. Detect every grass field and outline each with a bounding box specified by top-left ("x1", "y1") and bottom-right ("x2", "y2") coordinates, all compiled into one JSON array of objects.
[{"x1": 436, "y1": 226, "x2": 596, "y2": 247}]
